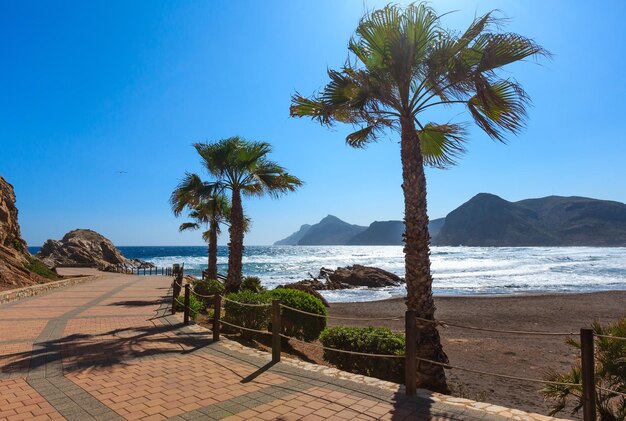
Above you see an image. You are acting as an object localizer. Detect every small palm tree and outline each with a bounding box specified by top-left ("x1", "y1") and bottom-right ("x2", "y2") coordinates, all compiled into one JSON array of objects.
[
  {"x1": 171, "y1": 174, "x2": 230, "y2": 280},
  {"x1": 542, "y1": 319, "x2": 626, "y2": 420},
  {"x1": 194, "y1": 137, "x2": 302, "y2": 292},
  {"x1": 290, "y1": 2, "x2": 547, "y2": 392}
]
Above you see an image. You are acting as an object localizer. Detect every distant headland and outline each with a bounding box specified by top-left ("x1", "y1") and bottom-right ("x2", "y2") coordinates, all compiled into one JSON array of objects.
[{"x1": 275, "y1": 194, "x2": 626, "y2": 247}]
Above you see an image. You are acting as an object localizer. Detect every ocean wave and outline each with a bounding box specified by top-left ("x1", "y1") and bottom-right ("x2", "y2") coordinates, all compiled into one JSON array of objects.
[{"x1": 118, "y1": 245, "x2": 626, "y2": 302}]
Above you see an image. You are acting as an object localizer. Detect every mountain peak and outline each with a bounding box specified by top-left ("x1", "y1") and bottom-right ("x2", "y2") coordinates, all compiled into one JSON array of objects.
[{"x1": 320, "y1": 215, "x2": 342, "y2": 223}]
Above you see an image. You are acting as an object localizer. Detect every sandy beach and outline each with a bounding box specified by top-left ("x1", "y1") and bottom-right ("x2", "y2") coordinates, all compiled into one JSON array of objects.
[{"x1": 327, "y1": 291, "x2": 626, "y2": 418}]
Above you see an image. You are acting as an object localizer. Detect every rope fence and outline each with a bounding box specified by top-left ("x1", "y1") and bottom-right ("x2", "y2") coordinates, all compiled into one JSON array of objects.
[
  {"x1": 221, "y1": 296, "x2": 272, "y2": 307},
  {"x1": 279, "y1": 333, "x2": 405, "y2": 358},
  {"x1": 219, "y1": 319, "x2": 272, "y2": 336},
  {"x1": 594, "y1": 334, "x2": 626, "y2": 341},
  {"x1": 279, "y1": 303, "x2": 402, "y2": 321},
  {"x1": 596, "y1": 386, "x2": 626, "y2": 398},
  {"x1": 164, "y1": 265, "x2": 625, "y2": 421},
  {"x1": 414, "y1": 316, "x2": 578, "y2": 336}
]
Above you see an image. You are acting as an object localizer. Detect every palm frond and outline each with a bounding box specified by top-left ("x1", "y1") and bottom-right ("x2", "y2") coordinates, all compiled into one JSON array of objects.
[
  {"x1": 417, "y1": 123, "x2": 468, "y2": 168},
  {"x1": 179, "y1": 222, "x2": 200, "y2": 232},
  {"x1": 290, "y1": 94, "x2": 335, "y2": 125},
  {"x1": 477, "y1": 32, "x2": 550, "y2": 73},
  {"x1": 468, "y1": 79, "x2": 530, "y2": 142},
  {"x1": 170, "y1": 172, "x2": 214, "y2": 216}
]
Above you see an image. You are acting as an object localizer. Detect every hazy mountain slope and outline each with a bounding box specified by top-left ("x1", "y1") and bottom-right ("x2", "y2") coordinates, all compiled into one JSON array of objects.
[
  {"x1": 432, "y1": 193, "x2": 626, "y2": 246},
  {"x1": 274, "y1": 224, "x2": 312, "y2": 245},
  {"x1": 297, "y1": 215, "x2": 367, "y2": 245},
  {"x1": 347, "y1": 221, "x2": 404, "y2": 245}
]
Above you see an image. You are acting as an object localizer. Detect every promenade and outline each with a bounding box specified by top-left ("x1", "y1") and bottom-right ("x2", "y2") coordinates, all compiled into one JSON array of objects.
[{"x1": 0, "y1": 271, "x2": 563, "y2": 420}]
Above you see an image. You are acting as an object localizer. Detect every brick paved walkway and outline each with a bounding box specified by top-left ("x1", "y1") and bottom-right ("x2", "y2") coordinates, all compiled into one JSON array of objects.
[{"x1": 0, "y1": 272, "x2": 561, "y2": 421}]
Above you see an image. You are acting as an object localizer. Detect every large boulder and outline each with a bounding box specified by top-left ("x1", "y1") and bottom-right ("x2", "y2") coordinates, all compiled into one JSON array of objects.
[
  {"x1": 36, "y1": 229, "x2": 147, "y2": 271},
  {"x1": 284, "y1": 265, "x2": 403, "y2": 293},
  {"x1": 322, "y1": 265, "x2": 403, "y2": 288}
]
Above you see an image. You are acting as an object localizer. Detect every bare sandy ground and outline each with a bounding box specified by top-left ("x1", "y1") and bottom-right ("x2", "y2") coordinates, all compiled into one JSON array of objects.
[{"x1": 327, "y1": 291, "x2": 626, "y2": 418}]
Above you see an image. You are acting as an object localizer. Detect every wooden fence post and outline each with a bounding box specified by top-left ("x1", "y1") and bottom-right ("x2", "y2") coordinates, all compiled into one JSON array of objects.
[
  {"x1": 213, "y1": 295, "x2": 221, "y2": 342},
  {"x1": 272, "y1": 300, "x2": 281, "y2": 363},
  {"x1": 183, "y1": 284, "x2": 190, "y2": 325},
  {"x1": 171, "y1": 282, "x2": 177, "y2": 314},
  {"x1": 405, "y1": 310, "x2": 417, "y2": 396},
  {"x1": 581, "y1": 328, "x2": 596, "y2": 421}
]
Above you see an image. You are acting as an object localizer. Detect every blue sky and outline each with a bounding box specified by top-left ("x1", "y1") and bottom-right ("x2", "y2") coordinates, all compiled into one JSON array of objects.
[{"x1": 1, "y1": 1, "x2": 625, "y2": 246}]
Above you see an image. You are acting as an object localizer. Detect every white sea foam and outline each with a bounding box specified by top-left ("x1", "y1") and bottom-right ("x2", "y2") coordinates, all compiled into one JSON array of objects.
[{"x1": 133, "y1": 246, "x2": 626, "y2": 303}]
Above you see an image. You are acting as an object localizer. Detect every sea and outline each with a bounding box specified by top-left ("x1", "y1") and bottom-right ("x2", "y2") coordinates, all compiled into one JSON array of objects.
[{"x1": 29, "y1": 245, "x2": 626, "y2": 303}]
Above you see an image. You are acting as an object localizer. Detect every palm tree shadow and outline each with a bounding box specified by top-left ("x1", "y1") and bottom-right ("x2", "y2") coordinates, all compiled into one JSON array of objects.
[
  {"x1": 107, "y1": 299, "x2": 168, "y2": 307},
  {"x1": 195, "y1": 344, "x2": 434, "y2": 420},
  {"x1": 0, "y1": 321, "x2": 212, "y2": 375},
  {"x1": 388, "y1": 390, "x2": 434, "y2": 420}
]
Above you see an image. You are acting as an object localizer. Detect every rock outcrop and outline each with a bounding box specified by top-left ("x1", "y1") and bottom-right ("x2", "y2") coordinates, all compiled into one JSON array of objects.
[
  {"x1": 37, "y1": 229, "x2": 148, "y2": 271},
  {"x1": 0, "y1": 177, "x2": 54, "y2": 290},
  {"x1": 283, "y1": 265, "x2": 403, "y2": 292},
  {"x1": 0, "y1": 177, "x2": 27, "y2": 253}
]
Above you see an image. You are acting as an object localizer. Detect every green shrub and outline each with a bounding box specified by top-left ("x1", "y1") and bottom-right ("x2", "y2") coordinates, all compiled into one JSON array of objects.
[
  {"x1": 542, "y1": 318, "x2": 626, "y2": 420},
  {"x1": 24, "y1": 256, "x2": 59, "y2": 280},
  {"x1": 319, "y1": 326, "x2": 405, "y2": 383},
  {"x1": 174, "y1": 292, "x2": 205, "y2": 320},
  {"x1": 241, "y1": 276, "x2": 266, "y2": 293},
  {"x1": 269, "y1": 288, "x2": 327, "y2": 341},
  {"x1": 192, "y1": 279, "x2": 224, "y2": 305},
  {"x1": 223, "y1": 291, "x2": 272, "y2": 336}
]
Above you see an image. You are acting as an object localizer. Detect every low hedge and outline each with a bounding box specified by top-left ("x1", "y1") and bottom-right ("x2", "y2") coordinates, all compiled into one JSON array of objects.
[
  {"x1": 221, "y1": 288, "x2": 327, "y2": 341},
  {"x1": 319, "y1": 326, "x2": 405, "y2": 383},
  {"x1": 269, "y1": 288, "x2": 327, "y2": 341},
  {"x1": 222, "y1": 290, "x2": 272, "y2": 336}
]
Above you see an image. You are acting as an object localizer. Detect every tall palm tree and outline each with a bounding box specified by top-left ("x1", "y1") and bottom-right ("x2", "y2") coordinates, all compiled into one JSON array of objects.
[
  {"x1": 194, "y1": 137, "x2": 302, "y2": 292},
  {"x1": 290, "y1": 3, "x2": 547, "y2": 392},
  {"x1": 171, "y1": 174, "x2": 231, "y2": 280}
]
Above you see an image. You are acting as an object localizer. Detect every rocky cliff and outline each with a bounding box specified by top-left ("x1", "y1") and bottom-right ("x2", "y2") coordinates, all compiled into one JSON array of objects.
[
  {"x1": 0, "y1": 177, "x2": 27, "y2": 253},
  {"x1": 0, "y1": 177, "x2": 56, "y2": 291},
  {"x1": 36, "y1": 229, "x2": 147, "y2": 271}
]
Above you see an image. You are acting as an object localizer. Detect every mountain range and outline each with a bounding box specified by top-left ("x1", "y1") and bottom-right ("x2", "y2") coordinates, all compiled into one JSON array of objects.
[{"x1": 274, "y1": 194, "x2": 626, "y2": 246}]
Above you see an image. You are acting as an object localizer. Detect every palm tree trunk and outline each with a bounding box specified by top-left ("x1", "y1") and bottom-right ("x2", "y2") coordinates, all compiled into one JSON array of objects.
[
  {"x1": 207, "y1": 222, "x2": 218, "y2": 280},
  {"x1": 400, "y1": 116, "x2": 449, "y2": 393},
  {"x1": 226, "y1": 188, "x2": 244, "y2": 292}
]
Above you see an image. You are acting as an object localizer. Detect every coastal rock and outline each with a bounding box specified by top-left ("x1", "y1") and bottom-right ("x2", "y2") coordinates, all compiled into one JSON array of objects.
[
  {"x1": 36, "y1": 229, "x2": 149, "y2": 270},
  {"x1": 0, "y1": 177, "x2": 27, "y2": 254},
  {"x1": 285, "y1": 265, "x2": 403, "y2": 293},
  {"x1": 0, "y1": 177, "x2": 53, "y2": 290},
  {"x1": 322, "y1": 265, "x2": 403, "y2": 288}
]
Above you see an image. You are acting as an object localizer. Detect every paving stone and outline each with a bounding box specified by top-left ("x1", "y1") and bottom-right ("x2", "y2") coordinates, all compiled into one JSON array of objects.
[{"x1": 0, "y1": 272, "x2": 569, "y2": 421}]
